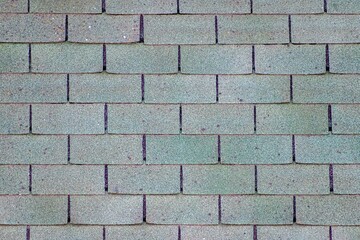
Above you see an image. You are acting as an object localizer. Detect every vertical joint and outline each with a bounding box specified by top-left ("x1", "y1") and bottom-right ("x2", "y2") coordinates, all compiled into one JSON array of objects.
[
  {"x1": 253, "y1": 105, "x2": 257, "y2": 133},
  {"x1": 290, "y1": 75, "x2": 293, "y2": 103},
  {"x1": 288, "y1": 15, "x2": 292, "y2": 43},
  {"x1": 29, "y1": 105, "x2": 32, "y2": 133},
  {"x1": 250, "y1": 0, "x2": 253, "y2": 14},
  {"x1": 178, "y1": 45, "x2": 181, "y2": 72},
  {"x1": 329, "y1": 164, "x2": 334, "y2": 193},
  {"x1": 254, "y1": 165, "x2": 258, "y2": 193},
  {"x1": 179, "y1": 104, "x2": 183, "y2": 134},
  {"x1": 67, "y1": 74, "x2": 70, "y2": 102},
  {"x1": 26, "y1": 226, "x2": 30, "y2": 240},
  {"x1": 102, "y1": 0, "x2": 106, "y2": 13},
  {"x1": 324, "y1": 0, "x2": 328, "y2": 13},
  {"x1": 141, "y1": 74, "x2": 145, "y2": 102},
  {"x1": 177, "y1": 0, "x2": 180, "y2": 14},
  {"x1": 142, "y1": 135, "x2": 146, "y2": 162},
  {"x1": 29, "y1": 165, "x2": 32, "y2": 193},
  {"x1": 216, "y1": 75, "x2": 219, "y2": 103},
  {"x1": 215, "y1": 16, "x2": 218, "y2": 44},
  {"x1": 67, "y1": 195, "x2": 71, "y2": 223},
  {"x1": 65, "y1": 15, "x2": 68, "y2": 41},
  {"x1": 103, "y1": 44, "x2": 107, "y2": 72},
  {"x1": 104, "y1": 103, "x2": 108, "y2": 133},
  {"x1": 28, "y1": 44, "x2": 32, "y2": 72},
  {"x1": 67, "y1": 135, "x2": 71, "y2": 163},
  {"x1": 103, "y1": 226, "x2": 106, "y2": 240},
  {"x1": 218, "y1": 195, "x2": 222, "y2": 224},
  {"x1": 292, "y1": 135, "x2": 296, "y2": 162},
  {"x1": 326, "y1": 44, "x2": 330, "y2": 72},
  {"x1": 329, "y1": 226, "x2": 333, "y2": 240},
  {"x1": 140, "y1": 15, "x2": 144, "y2": 42},
  {"x1": 328, "y1": 104, "x2": 332, "y2": 132},
  {"x1": 217, "y1": 135, "x2": 221, "y2": 163},
  {"x1": 105, "y1": 165, "x2": 108, "y2": 192},
  {"x1": 143, "y1": 195, "x2": 147, "y2": 222},
  {"x1": 293, "y1": 195, "x2": 297, "y2": 223},
  {"x1": 253, "y1": 225, "x2": 257, "y2": 240},
  {"x1": 252, "y1": 46, "x2": 255, "y2": 73},
  {"x1": 178, "y1": 225, "x2": 181, "y2": 240},
  {"x1": 180, "y1": 165, "x2": 183, "y2": 193}
]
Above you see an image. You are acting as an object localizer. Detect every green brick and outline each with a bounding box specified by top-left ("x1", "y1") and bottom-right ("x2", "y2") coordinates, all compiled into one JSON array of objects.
[
  {"x1": 144, "y1": 15, "x2": 215, "y2": 44},
  {"x1": 30, "y1": 0, "x2": 102, "y2": 13},
  {"x1": 183, "y1": 165, "x2": 255, "y2": 194},
  {"x1": 179, "y1": 0, "x2": 250, "y2": 13},
  {"x1": 181, "y1": 45, "x2": 252, "y2": 74},
  {"x1": 107, "y1": 226, "x2": 178, "y2": 240},
  {"x1": 333, "y1": 227, "x2": 360, "y2": 240},
  {"x1": 0, "y1": 227, "x2": 26, "y2": 239},
  {"x1": 219, "y1": 75, "x2": 290, "y2": 103},
  {"x1": 147, "y1": 195, "x2": 218, "y2": 224},
  {"x1": 221, "y1": 135, "x2": 292, "y2": 164},
  {"x1": 0, "y1": 165, "x2": 28, "y2": 194},
  {"x1": 69, "y1": 15, "x2": 139, "y2": 43},
  {"x1": 257, "y1": 226, "x2": 329, "y2": 240},
  {"x1": 253, "y1": 0, "x2": 323, "y2": 13},
  {"x1": 330, "y1": 45, "x2": 360, "y2": 74},
  {"x1": 333, "y1": 105, "x2": 360, "y2": 134},
  {"x1": 32, "y1": 104, "x2": 104, "y2": 134},
  {"x1": 108, "y1": 165, "x2": 180, "y2": 194},
  {"x1": 31, "y1": 226, "x2": 103, "y2": 240},
  {"x1": 255, "y1": 45, "x2": 326, "y2": 74},
  {"x1": 144, "y1": 74, "x2": 216, "y2": 103},
  {"x1": 182, "y1": 226, "x2": 253, "y2": 240},
  {"x1": 0, "y1": 44, "x2": 28, "y2": 73},
  {"x1": 328, "y1": 0, "x2": 360, "y2": 13},
  {"x1": 218, "y1": 15, "x2": 288, "y2": 44},
  {"x1": 107, "y1": 44, "x2": 178, "y2": 74},
  {"x1": 32, "y1": 43, "x2": 103, "y2": 73},
  {"x1": 147, "y1": 135, "x2": 217, "y2": 164},
  {"x1": 32, "y1": 165, "x2": 104, "y2": 194},
  {"x1": 70, "y1": 135, "x2": 142, "y2": 165},
  {"x1": 0, "y1": 0, "x2": 27, "y2": 13},
  {"x1": 334, "y1": 165, "x2": 360, "y2": 194},
  {"x1": 70, "y1": 74, "x2": 141, "y2": 103},
  {"x1": 182, "y1": 104, "x2": 254, "y2": 134},
  {"x1": 0, "y1": 104, "x2": 29, "y2": 134},
  {"x1": 256, "y1": 104, "x2": 328, "y2": 134},
  {"x1": 107, "y1": 0, "x2": 177, "y2": 14},
  {"x1": 222, "y1": 196, "x2": 293, "y2": 225}
]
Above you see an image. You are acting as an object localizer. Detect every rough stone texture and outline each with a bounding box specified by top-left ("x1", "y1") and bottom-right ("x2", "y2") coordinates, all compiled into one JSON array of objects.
[
  {"x1": 257, "y1": 226, "x2": 329, "y2": 240},
  {"x1": 30, "y1": 0, "x2": 102, "y2": 13},
  {"x1": 333, "y1": 227, "x2": 360, "y2": 240},
  {"x1": 253, "y1": 0, "x2": 323, "y2": 13},
  {"x1": 333, "y1": 165, "x2": 360, "y2": 194},
  {"x1": 328, "y1": 0, "x2": 360, "y2": 13},
  {"x1": 0, "y1": 0, "x2": 27, "y2": 13},
  {"x1": 0, "y1": 165, "x2": 28, "y2": 194},
  {"x1": 0, "y1": 44, "x2": 28, "y2": 73},
  {"x1": 107, "y1": 0, "x2": 177, "y2": 14},
  {"x1": 182, "y1": 226, "x2": 253, "y2": 240},
  {"x1": 0, "y1": 104, "x2": 29, "y2": 134},
  {"x1": 106, "y1": 226, "x2": 178, "y2": 240},
  {"x1": 330, "y1": 45, "x2": 360, "y2": 74},
  {"x1": 0, "y1": 226, "x2": 26, "y2": 239},
  {"x1": 179, "y1": 0, "x2": 251, "y2": 13},
  {"x1": 332, "y1": 105, "x2": 360, "y2": 134},
  {"x1": 30, "y1": 226, "x2": 103, "y2": 240}
]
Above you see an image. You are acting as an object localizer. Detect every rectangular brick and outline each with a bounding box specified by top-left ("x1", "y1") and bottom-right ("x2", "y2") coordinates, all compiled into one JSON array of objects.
[
  {"x1": 0, "y1": 44, "x2": 28, "y2": 73},
  {"x1": 32, "y1": 165, "x2": 104, "y2": 194},
  {"x1": 219, "y1": 75, "x2": 290, "y2": 103},
  {"x1": 182, "y1": 104, "x2": 254, "y2": 134},
  {"x1": 107, "y1": 0, "x2": 177, "y2": 14},
  {"x1": 70, "y1": 135, "x2": 142, "y2": 165},
  {"x1": 219, "y1": 15, "x2": 288, "y2": 44},
  {"x1": 144, "y1": 74, "x2": 216, "y2": 103},
  {"x1": 221, "y1": 135, "x2": 292, "y2": 164},
  {"x1": 68, "y1": 15, "x2": 139, "y2": 43},
  {"x1": 330, "y1": 45, "x2": 360, "y2": 73},
  {"x1": 32, "y1": 43, "x2": 103, "y2": 73},
  {"x1": 182, "y1": 226, "x2": 252, "y2": 240},
  {"x1": 107, "y1": 226, "x2": 178, "y2": 240},
  {"x1": 0, "y1": 227, "x2": 25, "y2": 239},
  {"x1": 328, "y1": 0, "x2": 360, "y2": 13},
  {"x1": 108, "y1": 165, "x2": 180, "y2": 194},
  {"x1": 31, "y1": 226, "x2": 103, "y2": 240},
  {"x1": 0, "y1": 196, "x2": 67, "y2": 224},
  {"x1": 181, "y1": 45, "x2": 252, "y2": 74},
  {"x1": 147, "y1": 135, "x2": 217, "y2": 164},
  {"x1": 222, "y1": 196, "x2": 293, "y2": 225},
  {"x1": 258, "y1": 165, "x2": 329, "y2": 194},
  {"x1": 0, "y1": 0, "x2": 27, "y2": 13},
  {"x1": 183, "y1": 165, "x2": 254, "y2": 194},
  {"x1": 253, "y1": 0, "x2": 323, "y2": 13},
  {"x1": 0, "y1": 104, "x2": 29, "y2": 134},
  {"x1": 147, "y1": 195, "x2": 218, "y2": 224},
  {"x1": 257, "y1": 226, "x2": 329, "y2": 240},
  {"x1": 255, "y1": 45, "x2": 326, "y2": 74},
  {"x1": 333, "y1": 165, "x2": 360, "y2": 194},
  {"x1": 179, "y1": 0, "x2": 250, "y2": 13},
  {"x1": 333, "y1": 105, "x2": 360, "y2": 134},
  {"x1": 144, "y1": 15, "x2": 215, "y2": 44},
  {"x1": 256, "y1": 104, "x2": 328, "y2": 134},
  {"x1": 333, "y1": 227, "x2": 360, "y2": 240},
  {"x1": 32, "y1": 104, "x2": 104, "y2": 134},
  {"x1": 30, "y1": 0, "x2": 102, "y2": 13},
  {"x1": 0, "y1": 165, "x2": 28, "y2": 194},
  {"x1": 108, "y1": 104, "x2": 179, "y2": 134},
  {"x1": 0, "y1": 14, "x2": 64, "y2": 42},
  {"x1": 71, "y1": 195, "x2": 142, "y2": 225},
  {"x1": 69, "y1": 74, "x2": 141, "y2": 103}
]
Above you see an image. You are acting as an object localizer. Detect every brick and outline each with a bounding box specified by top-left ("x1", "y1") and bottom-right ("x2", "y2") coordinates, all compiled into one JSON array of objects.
[
  {"x1": 182, "y1": 104, "x2": 254, "y2": 134},
  {"x1": 107, "y1": 44, "x2": 178, "y2": 74},
  {"x1": 69, "y1": 74, "x2": 141, "y2": 103},
  {"x1": 219, "y1": 75, "x2": 290, "y2": 103},
  {"x1": 108, "y1": 165, "x2": 180, "y2": 194},
  {"x1": 30, "y1": 0, "x2": 101, "y2": 13},
  {"x1": 183, "y1": 165, "x2": 254, "y2": 194},
  {"x1": 333, "y1": 227, "x2": 360, "y2": 240},
  {"x1": 328, "y1": 0, "x2": 360, "y2": 13},
  {"x1": 333, "y1": 165, "x2": 360, "y2": 194},
  {"x1": 107, "y1": 226, "x2": 178, "y2": 240},
  {"x1": 293, "y1": 74, "x2": 360, "y2": 103},
  {"x1": 256, "y1": 104, "x2": 328, "y2": 134},
  {"x1": 146, "y1": 135, "x2": 217, "y2": 164},
  {"x1": 218, "y1": 15, "x2": 289, "y2": 44},
  {"x1": 0, "y1": 14, "x2": 64, "y2": 42},
  {"x1": 257, "y1": 165, "x2": 329, "y2": 194},
  {"x1": 179, "y1": 0, "x2": 250, "y2": 14},
  {"x1": 182, "y1": 226, "x2": 253, "y2": 240},
  {"x1": 221, "y1": 135, "x2": 292, "y2": 164},
  {"x1": 71, "y1": 195, "x2": 143, "y2": 225},
  {"x1": 0, "y1": 0, "x2": 27, "y2": 13},
  {"x1": 222, "y1": 196, "x2": 293, "y2": 225},
  {"x1": 181, "y1": 45, "x2": 252, "y2": 74},
  {"x1": 108, "y1": 104, "x2": 179, "y2": 134},
  {"x1": 0, "y1": 227, "x2": 25, "y2": 239},
  {"x1": 0, "y1": 165, "x2": 28, "y2": 194},
  {"x1": 0, "y1": 44, "x2": 28, "y2": 73},
  {"x1": 257, "y1": 226, "x2": 329, "y2": 240},
  {"x1": 255, "y1": 45, "x2": 326, "y2": 74},
  {"x1": 68, "y1": 15, "x2": 139, "y2": 43},
  {"x1": 31, "y1": 226, "x2": 103, "y2": 240},
  {"x1": 292, "y1": 15, "x2": 360, "y2": 44},
  {"x1": 253, "y1": 0, "x2": 323, "y2": 13},
  {"x1": 32, "y1": 165, "x2": 104, "y2": 194},
  {"x1": 147, "y1": 195, "x2": 218, "y2": 224},
  {"x1": 297, "y1": 196, "x2": 360, "y2": 225},
  {"x1": 0, "y1": 104, "x2": 29, "y2": 134},
  {"x1": 330, "y1": 45, "x2": 360, "y2": 74},
  {"x1": 70, "y1": 135, "x2": 142, "y2": 165},
  {"x1": 32, "y1": 104, "x2": 104, "y2": 134},
  {"x1": 144, "y1": 15, "x2": 215, "y2": 44},
  {"x1": 31, "y1": 43, "x2": 103, "y2": 73},
  {"x1": 107, "y1": 0, "x2": 177, "y2": 14},
  {"x1": 144, "y1": 74, "x2": 216, "y2": 103},
  {"x1": 0, "y1": 196, "x2": 67, "y2": 224},
  {"x1": 333, "y1": 105, "x2": 360, "y2": 134}
]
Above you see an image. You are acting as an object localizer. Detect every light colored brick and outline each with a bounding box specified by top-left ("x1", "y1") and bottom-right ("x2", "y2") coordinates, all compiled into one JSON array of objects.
[
  {"x1": 145, "y1": 74, "x2": 216, "y2": 103},
  {"x1": 107, "y1": 0, "x2": 177, "y2": 14},
  {"x1": 181, "y1": 45, "x2": 252, "y2": 74},
  {"x1": 256, "y1": 104, "x2": 328, "y2": 134},
  {"x1": 69, "y1": 74, "x2": 141, "y2": 103},
  {"x1": 108, "y1": 165, "x2": 180, "y2": 194},
  {"x1": 0, "y1": 227, "x2": 26, "y2": 239},
  {"x1": 332, "y1": 105, "x2": 360, "y2": 134},
  {"x1": 222, "y1": 196, "x2": 293, "y2": 224},
  {"x1": 147, "y1": 195, "x2": 218, "y2": 224},
  {"x1": 0, "y1": 104, "x2": 29, "y2": 134},
  {"x1": 0, "y1": 44, "x2": 28, "y2": 73},
  {"x1": 330, "y1": 45, "x2": 360, "y2": 74},
  {"x1": 144, "y1": 15, "x2": 214, "y2": 44},
  {"x1": 328, "y1": 0, "x2": 360, "y2": 13},
  {"x1": 258, "y1": 165, "x2": 329, "y2": 194},
  {"x1": 32, "y1": 43, "x2": 103, "y2": 73},
  {"x1": 31, "y1": 226, "x2": 103, "y2": 240},
  {"x1": 255, "y1": 45, "x2": 326, "y2": 74},
  {"x1": 107, "y1": 226, "x2": 178, "y2": 240},
  {"x1": 68, "y1": 15, "x2": 139, "y2": 43},
  {"x1": 30, "y1": 0, "x2": 102, "y2": 13},
  {"x1": 32, "y1": 104, "x2": 104, "y2": 134},
  {"x1": 71, "y1": 195, "x2": 143, "y2": 225},
  {"x1": 182, "y1": 226, "x2": 252, "y2": 240},
  {"x1": 147, "y1": 135, "x2": 217, "y2": 164},
  {"x1": 253, "y1": 0, "x2": 323, "y2": 13},
  {"x1": 183, "y1": 165, "x2": 254, "y2": 194},
  {"x1": 334, "y1": 165, "x2": 360, "y2": 194},
  {"x1": 219, "y1": 75, "x2": 290, "y2": 103},
  {"x1": 219, "y1": 15, "x2": 289, "y2": 44},
  {"x1": 0, "y1": 0, "x2": 27, "y2": 13},
  {"x1": 333, "y1": 227, "x2": 360, "y2": 240},
  {"x1": 182, "y1": 104, "x2": 254, "y2": 134},
  {"x1": 257, "y1": 226, "x2": 329, "y2": 240},
  {"x1": 221, "y1": 135, "x2": 292, "y2": 164},
  {"x1": 179, "y1": 0, "x2": 250, "y2": 14},
  {"x1": 108, "y1": 104, "x2": 179, "y2": 134},
  {"x1": 70, "y1": 135, "x2": 142, "y2": 165},
  {"x1": 0, "y1": 165, "x2": 28, "y2": 194}
]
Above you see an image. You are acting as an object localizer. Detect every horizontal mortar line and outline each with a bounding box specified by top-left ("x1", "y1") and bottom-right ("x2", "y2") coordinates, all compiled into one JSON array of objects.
[{"x1": 2, "y1": 133, "x2": 359, "y2": 136}]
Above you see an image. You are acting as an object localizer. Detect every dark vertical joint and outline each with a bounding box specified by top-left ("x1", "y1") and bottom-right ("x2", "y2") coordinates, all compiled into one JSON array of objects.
[
  {"x1": 29, "y1": 165, "x2": 32, "y2": 193},
  {"x1": 28, "y1": 44, "x2": 32, "y2": 72},
  {"x1": 143, "y1": 195, "x2": 147, "y2": 222},
  {"x1": 67, "y1": 74, "x2": 70, "y2": 102},
  {"x1": 140, "y1": 15, "x2": 144, "y2": 42},
  {"x1": 252, "y1": 46, "x2": 255, "y2": 73},
  {"x1": 104, "y1": 103, "x2": 108, "y2": 133},
  {"x1": 324, "y1": 0, "x2": 328, "y2": 13},
  {"x1": 104, "y1": 165, "x2": 108, "y2": 192},
  {"x1": 180, "y1": 165, "x2": 183, "y2": 193},
  {"x1": 142, "y1": 135, "x2": 146, "y2": 162},
  {"x1": 250, "y1": 0, "x2": 253, "y2": 14},
  {"x1": 102, "y1": 0, "x2": 106, "y2": 13},
  {"x1": 67, "y1": 195, "x2": 71, "y2": 223},
  {"x1": 27, "y1": 0, "x2": 30, "y2": 13},
  {"x1": 329, "y1": 226, "x2": 333, "y2": 240},
  {"x1": 253, "y1": 225, "x2": 257, "y2": 240},
  {"x1": 253, "y1": 105, "x2": 257, "y2": 133},
  {"x1": 141, "y1": 74, "x2": 145, "y2": 102},
  {"x1": 254, "y1": 165, "x2": 258, "y2": 193},
  {"x1": 67, "y1": 135, "x2": 71, "y2": 163},
  {"x1": 177, "y1": 0, "x2": 180, "y2": 14},
  {"x1": 326, "y1": 44, "x2": 330, "y2": 72},
  {"x1": 178, "y1": 45, "x2": 181, "y2": 72},
  {"x1": 288, "y1": 15, "x2": 292, "y2": 43},
  {"x1": 103, "y1": 226, "x2": 106, "y2": 240},
  {"x1": 218, "y1": 195, "x2": 222, "y2": 224},
  {"x1": 293, "y1": 196, "x2": 297, "y2": 223},
  {"x1": 215, "y1": 16, "x2": 219, "y2": 44},
  {"x1": 26, "y1": 226, "x2": 30, "y2": 240},
  {"x1": 328, "y1": 104, "x2": 332, "y2": 132},
  {"x1": 29, "y1": 105, "x2": 32, "y2": 133},
  {"x1": 216, "y1": 75, "x2": 219, "y2": 102},
  {"x1": 65, "y1": 15, "x2": 68, "y2": 41},
  {"x1": 179, "y1": 104, "x2": 183, "y2": 134},
  {"x1": 217, "y1": 135, "x2": 221, "y2": 163},
  {"x1": 290, "y1": 75, "x2": 293, "y2": 103},
  {"x1": 329, "y1": 164, "x2": 334, "y2": 193},
  {"x1": 292, "y1": 135, "x2": 296, "y2": 162},
  {"x1": 103, "y1": 44, "x2": 107, "y2": 71}
]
